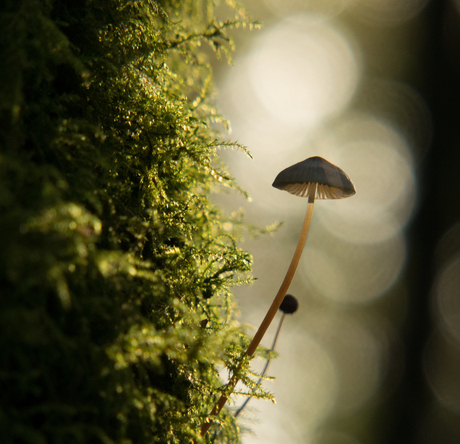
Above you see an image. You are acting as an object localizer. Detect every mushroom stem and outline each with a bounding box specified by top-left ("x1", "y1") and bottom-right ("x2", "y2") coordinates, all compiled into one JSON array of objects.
[
  {"x1": 246, "y1": 191, "x2": 314, "y2": 357},
  {"x1": 200, "y1": 191, "x2": 315, "y2": 436}
]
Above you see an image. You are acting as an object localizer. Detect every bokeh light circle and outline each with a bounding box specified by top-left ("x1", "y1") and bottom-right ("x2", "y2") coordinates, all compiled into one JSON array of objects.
[
  {"x1": 303, "y1": 234, "x2": 406, "y2": 304},
  {"x1": 264, "y1": 0, "x2": 357, "y2": 18},
  {"x1": 352, "y1": 0, "x2": 429, "y2": 26},
  {"x1": 313, "y1": 430, "x2": 362, "y2": 444},
  {"x1": 433, "y1": 254, "x2": 460, "y2": 344},
  {"x1": 248, "y1": 14, "x2": 360, "y2": 129},
  {"x1": 353, "y1": 80, "x2": 432, "y2": 164},
  {"x1": 306, "y1": 312, "x2": 384, "y2": 412},
  {"x1": 424, "y1": 332, "x2": 460, "y2": 414}
]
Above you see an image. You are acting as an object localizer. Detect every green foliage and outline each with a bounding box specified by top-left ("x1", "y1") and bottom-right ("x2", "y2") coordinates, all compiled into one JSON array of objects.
[{"x1": 0, "y1": 1, "x2": 267, "y2": 443}]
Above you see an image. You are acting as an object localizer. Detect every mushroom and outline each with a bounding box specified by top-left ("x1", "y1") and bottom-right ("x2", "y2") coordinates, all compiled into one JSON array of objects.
[
  {"x1": 279, "y1": 293, "x2": 299, "y2": 315},
  {"x1": 246, "y1": 156, "x2": 355, "y2": 357},
  {"x1": 201, "y1": 156, "x2": 355, "y2": 436}
]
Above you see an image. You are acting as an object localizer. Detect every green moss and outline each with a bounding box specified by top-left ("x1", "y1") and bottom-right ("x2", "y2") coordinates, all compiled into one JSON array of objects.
[{"x1": 0, "y1": 1, "x2": 267, "y2": 443}]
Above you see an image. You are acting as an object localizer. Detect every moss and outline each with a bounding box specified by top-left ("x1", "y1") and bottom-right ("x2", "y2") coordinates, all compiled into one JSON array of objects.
[{"x1": 0, "y1": 1, "x2": 265, "y2": 443}]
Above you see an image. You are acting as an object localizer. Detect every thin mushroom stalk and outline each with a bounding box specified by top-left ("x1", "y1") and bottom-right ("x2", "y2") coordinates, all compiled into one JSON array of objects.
[
  {"x1": 246, "y1": 186, "x2": 314, "y2": 357},
  {"x1": 201, "y1": 157, "x2": 355, "y2": 436},
  {"x1": 201, "y1": 193, "x2": 314, "y2": 435}
]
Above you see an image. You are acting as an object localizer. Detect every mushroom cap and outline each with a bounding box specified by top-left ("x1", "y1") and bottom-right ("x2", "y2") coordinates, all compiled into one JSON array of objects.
[
  {"x1": 279, "y1": 294, "x2": 299, "y2": 314},
  {"x1": 272, "y1": 156, "x2": 356, "y2": 199}
]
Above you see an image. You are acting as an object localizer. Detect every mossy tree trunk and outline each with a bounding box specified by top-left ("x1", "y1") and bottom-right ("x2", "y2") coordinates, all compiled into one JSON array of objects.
[{"x1": 0, "y1": 1, "x2": 264, "y2": 443}]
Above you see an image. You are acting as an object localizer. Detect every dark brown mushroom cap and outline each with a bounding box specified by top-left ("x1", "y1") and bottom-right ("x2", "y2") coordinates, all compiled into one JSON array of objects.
[
  {"x1": 272, "y1": 156, "x2": 356, "y2": 199},
  {"x1": 279, "y1": 294, "x2": 299, "y2": 314}
]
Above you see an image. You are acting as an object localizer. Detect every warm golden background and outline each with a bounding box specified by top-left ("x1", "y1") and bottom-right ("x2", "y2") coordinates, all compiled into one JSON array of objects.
[{"x1": 211, "y1": 1, "x2": 460, "y2": 443}]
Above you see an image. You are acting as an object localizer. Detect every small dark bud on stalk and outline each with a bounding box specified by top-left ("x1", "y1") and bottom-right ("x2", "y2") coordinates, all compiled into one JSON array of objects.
[{"x1": 279, "y1": 294, "x2": 299, "y2": 314}]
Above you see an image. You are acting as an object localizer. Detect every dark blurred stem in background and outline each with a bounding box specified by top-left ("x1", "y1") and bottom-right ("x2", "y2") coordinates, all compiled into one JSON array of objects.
[
  {"x1": 234, "y1": 313, "x2": 286, "y2": 418},
  {"x1": 386, "y1": 1, "x2": 460, "y2": 442}
]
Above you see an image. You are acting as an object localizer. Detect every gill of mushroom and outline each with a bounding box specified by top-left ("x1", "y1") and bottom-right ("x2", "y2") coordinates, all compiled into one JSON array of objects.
[{"x1": 200, "y1": 156, "x2": 355, "y2": 436}]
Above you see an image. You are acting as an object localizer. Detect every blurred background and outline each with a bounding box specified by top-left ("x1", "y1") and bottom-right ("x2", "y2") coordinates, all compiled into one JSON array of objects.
[{"x1": 210, "y1": 0, "x2": 460, "y2": 443}]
